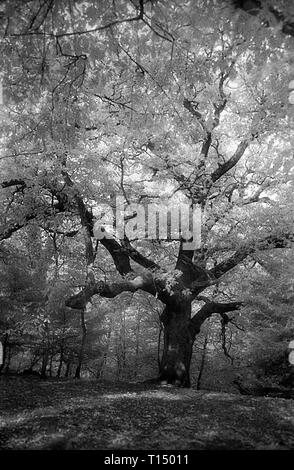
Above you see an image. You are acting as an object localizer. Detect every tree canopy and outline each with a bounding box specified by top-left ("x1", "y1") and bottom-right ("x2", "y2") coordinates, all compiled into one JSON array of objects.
[{"x1": 1, "y1": 0, "x2": 294, "y2": 386}]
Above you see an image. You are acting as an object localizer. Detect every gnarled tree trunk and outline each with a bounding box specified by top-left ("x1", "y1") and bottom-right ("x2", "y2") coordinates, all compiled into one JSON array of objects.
[
  {"x1": 158, "y1": 298, "x2": 243, "y2": 387},
  {"x1": 159, "y1": 300, "x2": 193, "y2": 387}
]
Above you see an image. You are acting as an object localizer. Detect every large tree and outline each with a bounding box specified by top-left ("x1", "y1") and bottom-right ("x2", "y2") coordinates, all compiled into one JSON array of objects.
[{"x1": 1, "y1": 0, "x2": 294, "y2": 385}]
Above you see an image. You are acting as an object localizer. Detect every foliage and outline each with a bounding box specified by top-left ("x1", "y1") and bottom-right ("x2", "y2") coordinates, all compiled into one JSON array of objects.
[{"x1": 0, "y1": 0, "x2": 294, "y2": 385}]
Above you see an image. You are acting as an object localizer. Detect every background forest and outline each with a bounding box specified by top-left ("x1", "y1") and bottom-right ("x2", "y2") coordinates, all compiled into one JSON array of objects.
[{"x1": 1, "y1": 0, "x2": 294, "y2": 395}]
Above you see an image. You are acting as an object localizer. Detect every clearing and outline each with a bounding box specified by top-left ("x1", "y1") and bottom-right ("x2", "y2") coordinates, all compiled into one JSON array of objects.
[{"x1": 0, "y1": 376, "x2": 294, "y2": 450}]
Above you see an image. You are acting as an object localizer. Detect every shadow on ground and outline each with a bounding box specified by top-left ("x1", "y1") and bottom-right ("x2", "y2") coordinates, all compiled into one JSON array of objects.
[{"x1": 0, "y1": 377, "x2": 294, "y2": 450}]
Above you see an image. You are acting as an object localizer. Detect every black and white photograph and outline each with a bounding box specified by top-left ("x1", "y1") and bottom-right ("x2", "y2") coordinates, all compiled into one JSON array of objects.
[{"x1": 1, "y1": 0, "x2": 294, "y2": 456}]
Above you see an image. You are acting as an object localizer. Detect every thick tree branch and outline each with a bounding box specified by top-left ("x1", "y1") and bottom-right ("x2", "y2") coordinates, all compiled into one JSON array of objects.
[
  {"x1": 99, "y1": 237, "x2": 132, "y2": 275},
  {"x1": 61, "y1": 170, "x2": 95, "y2": 265},
  {"x1": 210, "y1": 139, "x2": 250, "y2": 183},
  {"x1": 61, "y1": 169, "x2": 134, "y2": 275},
  {"x1": 190, "y1": 300, "x2": 242, "y2": 339},
  {"x1": 0, "y1": 174, "x2": 156, "y2": 276},
  {"x1": 209, "y1": 232, "x2": 294, "y2": 279},
  {"x1": 10, "y1": 15, "x2": 143, "y2": 38},
  {"x1": 121, "y1": 236, "x2": 160, "y2": 271},
  {"x1": 65, "y1": 273, "x2": 156, "y2": 310},
  {"x1": 1, "y1": 179, "x2": 26, "y2": 189},
  {"x1": 0, "y1": 214, "x2": 36, "y2": 241},
  {"x1": 183, "y1": 98, "x2": 205, "y2": 127}
]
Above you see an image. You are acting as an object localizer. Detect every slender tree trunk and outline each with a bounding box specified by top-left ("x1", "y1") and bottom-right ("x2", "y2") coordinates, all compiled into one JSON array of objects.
[
  {"x1": 40, "y1": 350, "x2": 49, "y2": 378},
  {"x1": 121, "y1": 311, "x2": 127, "y2": 374},
  {"x1": 65, "y1": 362, "x2": 71, "y2": 377},
  {"x1": 57, "y1": 313, "x2": 67, "y2": 377},
  {"x1": 96, "y1": 354, "x2": 106, "y2": 380},
  {"x1": 196, "y1": 329, "x2": 209, "y2": 390},
  {"x1": 40, "y1": 321, "x2": 50, "y2": 378},
  {"x1": 16, "y1": 352, "x2": 24, "y2": 373},
  {"x1": 49, "y1": 354, "x2": 53, "y2": 377},
  {"x1": 115, "y1": 312, "x2": 127, "y2": 379},
  {"x1": 133, "y1": 311, "x2": 141, "y2": 379},
  {"x1": 157, "y1": 324, "x2": 163, "y2": 372},
  {"x1": 57, "y1": 345, "x2": 64, "y2": 378},
  {"x1": 97, "y1": 321, "x2": 112, "y2": 379},
  {"x1": 0, "y1": 334, "x2": 9, "y2": 374},
  {"x1": 159, "y1": 300, "x2": 193, "y2": 387},
  {"x1": 75, "y1": 309, "x2": 87, "y2": 379},
  {"x1": 4, "y1": 344, "x2": 12, "y2": 374}
]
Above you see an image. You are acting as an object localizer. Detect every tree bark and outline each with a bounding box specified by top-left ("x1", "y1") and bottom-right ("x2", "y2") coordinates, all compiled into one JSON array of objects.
[
  {"x1": 0, "y1": 334, "x2": 9, "y2": 374},
  {"x1": 57, "y1": 344, "x2": 64, "y2": 378},
  {"x1": 196, "y1": 328, "x2": 209, "y2": 390},
  {"x1": 4, "y1": 345, "x2": 12, "y2": 374},
  {"x1": 40, "y1": 322, "x2": 50, "y2": 378},
  {"x1": 158, "y1": 298, "x2": 242, "y2": 387},
  {"x1": 65, "y1": 362, "x2": 71, "y2": 377},
  {"x1": 40, "y1": 350, "x2": 49, "y2": 378},
  {"x1": 49, "y1": 354, "x2": 54, "y2": 377},
  {"x1": 75, "y1": 309, "x2": 87, "y2": 379},
  {"x1": 159, "y1": 300, "x2": 193, "y2": 387},
  {"x1": 97, "y1": 321, "x2": 112, "y2": 379}
]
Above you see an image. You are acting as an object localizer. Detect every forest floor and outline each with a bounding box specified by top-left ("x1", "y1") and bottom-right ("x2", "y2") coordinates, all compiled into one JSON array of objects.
[{"x1": 0, "y1": 376, "x2": 294, "y2": 450}]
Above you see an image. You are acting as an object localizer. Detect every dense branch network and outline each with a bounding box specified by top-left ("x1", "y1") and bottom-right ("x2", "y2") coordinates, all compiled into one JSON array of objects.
[
  {"x1": 1, "y1": 157, "x2": 293, "y2": 321},
  {"x1": 231, "y1": 0, "x2": 294, "y2": 37},
  {"x1": 1, "y1": 0, "x2": 294, "y2": 347}
]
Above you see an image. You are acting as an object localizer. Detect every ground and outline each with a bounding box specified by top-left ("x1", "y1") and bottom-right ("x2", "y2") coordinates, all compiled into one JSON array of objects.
[{"x1": 0, "y1": 376, "x2": 294, "y2": 450}]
